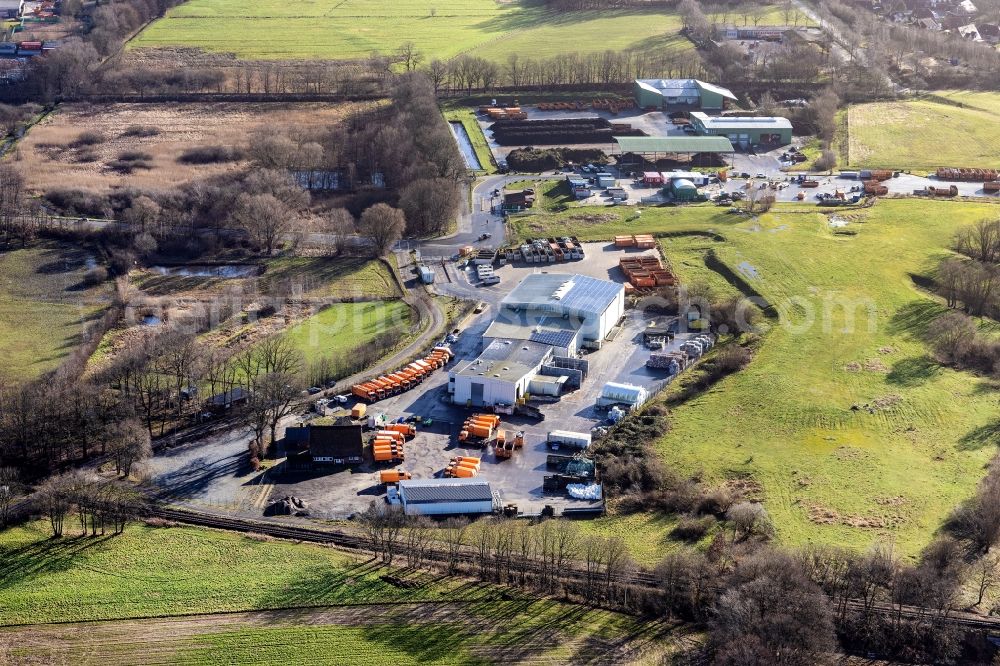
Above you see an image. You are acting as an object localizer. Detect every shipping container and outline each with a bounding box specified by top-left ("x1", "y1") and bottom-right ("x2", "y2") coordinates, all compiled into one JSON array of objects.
[{"x1": 546, "y1": 430, "x2": 592, "y2": 450}]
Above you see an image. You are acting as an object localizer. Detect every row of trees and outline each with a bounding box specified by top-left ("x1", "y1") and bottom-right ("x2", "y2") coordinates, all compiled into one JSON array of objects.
[
  {"x1": 427, "y1": 49, "x2": 711, "y2": 95},
  {"x1": 935, "y1": 219, "x2": 1000, "y2": 321},
  {"x1": 355, "y1": 499, "x2": 989, "y2": 664},
  {"x1": 359, "y1": 505, "x2": 636, "y2": 605},
  {"x1": 35, "y1": 471, "x2": 146, "y2": 537},
  {"x1": 0, "y1": 318, "x2": 301, "y2": 477}
]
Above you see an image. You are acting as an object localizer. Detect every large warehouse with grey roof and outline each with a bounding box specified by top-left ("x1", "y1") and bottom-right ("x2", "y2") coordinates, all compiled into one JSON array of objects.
[{"x1": 449, "y1": 273, "x2": 624, "y2": 407}]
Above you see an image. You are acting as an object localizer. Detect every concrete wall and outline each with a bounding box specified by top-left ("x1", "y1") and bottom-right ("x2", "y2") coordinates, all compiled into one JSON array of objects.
[{"x1": 539, "y1": 364, "x2": 583, "y2": 389}]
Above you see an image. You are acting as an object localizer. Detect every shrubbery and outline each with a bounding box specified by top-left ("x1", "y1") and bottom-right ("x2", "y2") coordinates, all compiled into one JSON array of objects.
[
  {"x1": 72, "y1": 130, "x2": 104, "y2": 147},
  {"x1": 178, "y1": 145, "x2": 244, "y2": 164}
]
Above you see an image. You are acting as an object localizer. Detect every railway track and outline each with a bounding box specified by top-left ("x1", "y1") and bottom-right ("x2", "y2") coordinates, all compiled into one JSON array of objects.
[
  {"x1": 147, "y1": 505, "x2": 1000, "y2": 632},
  {"x1": 147, "y1": 506, "x2": 659, "y2": 588}
]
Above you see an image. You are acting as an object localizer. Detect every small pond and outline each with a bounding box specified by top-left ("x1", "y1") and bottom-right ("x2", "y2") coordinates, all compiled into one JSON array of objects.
[{"x1": 148, "y1": 264, "x2": 260, "y2": 278}]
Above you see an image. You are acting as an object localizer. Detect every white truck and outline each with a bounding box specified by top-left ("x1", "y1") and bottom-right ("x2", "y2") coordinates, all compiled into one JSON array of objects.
[{"x1": 546, "y1": 430, "x2": 592, "y2": 451}]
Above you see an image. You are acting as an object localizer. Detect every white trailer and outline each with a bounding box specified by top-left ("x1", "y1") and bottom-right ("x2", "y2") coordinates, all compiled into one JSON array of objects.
[{"x1": 547, "y1": 430, "x2": 592, "y2": 450}]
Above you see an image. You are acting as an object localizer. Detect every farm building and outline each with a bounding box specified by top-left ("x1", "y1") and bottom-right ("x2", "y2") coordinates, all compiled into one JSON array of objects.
[
  {"x1": 503, "y1": 189, "x2": 535, "y2": 212},
  {"x1": 284, "y1": 419, "x2": 364, "y2": 469},
  {"x1": 206, "y1": 387, "x2": 249, "y2": 412},
  {"x1": 688, "y1": 112, "x2": 792, "y2": 147},
  {"x1": 633, "y1": 79, "x2": 737, "y2": 111},
  {"x1": 398, "y1": 479, "x2": 495, "y2": 516},
  {"x1": 718, "y1": 25, "x2": 791, "y2": 40},
  {"x1": 450, "y1": 273, "x2": 621, "y2": 407}
]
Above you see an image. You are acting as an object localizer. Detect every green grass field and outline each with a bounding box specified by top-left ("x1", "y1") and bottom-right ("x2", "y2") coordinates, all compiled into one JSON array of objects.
[
  {"x1": 282, "y1": 300, "x2": 413, "y2": 361},
  {"x1": 0, "y1": 242, "x2": 110, "y2": 381},
  {"x1": 0, "y1": 522, "x2": 688, "y2": 663},
  {"x1": 0, "y1": 522, "x2": 439, "y2": 625},
  {"x1": 847, "y1": 92, "x2": 1000, "y2": 170},
  {"x1": 260, "y1": 256, "x2": 401, "y2": 299},
  {"x1": 513, "y1": 199, "x2": 1000, "y2": 557},
  {"x1": 131, "y1": 0, "x2": 694, "y2": 61}
]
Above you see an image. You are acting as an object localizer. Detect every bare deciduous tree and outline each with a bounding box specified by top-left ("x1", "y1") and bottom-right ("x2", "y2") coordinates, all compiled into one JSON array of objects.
[
  {"x1": 359, "y1": 203, "x2": 405, "y2": 256},
  {"x1": 955, "y1": 218, "x2": 1000, "y2": 264},
  {"x1": 105, "y1": 418, "x2": 152, "y2": 478},
  {"x1": 0, "y1": 466, "x2": 23, "y2": 526},
  {"x1": 230, "y1": 192, "x2": 291, "y2": 255}
]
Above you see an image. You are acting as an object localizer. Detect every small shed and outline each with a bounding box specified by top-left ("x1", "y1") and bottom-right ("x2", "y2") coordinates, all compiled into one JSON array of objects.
[
  {"x1": 642, "y1": 171, "x2": 664, "y2": 185},
  {"x1": 206, "y1": 387, "x2": 249, "y2": 412},
  {"x1": 418, "y1": 265, "x2": 435, "y2": 284}
]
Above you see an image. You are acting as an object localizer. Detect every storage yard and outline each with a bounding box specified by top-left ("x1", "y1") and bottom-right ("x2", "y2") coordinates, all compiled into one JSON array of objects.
[
  {"x1": 148, "y1": 241, "x2": 700, "y2": 519},
  {"x1": 489, "y1": 117, "x2": 645, "y2": 146}
]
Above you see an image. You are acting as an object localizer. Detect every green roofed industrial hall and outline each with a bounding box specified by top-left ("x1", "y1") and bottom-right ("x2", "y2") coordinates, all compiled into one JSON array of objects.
[{"x1": 612, "y1": 136, "x2": 735, "y2": 168}]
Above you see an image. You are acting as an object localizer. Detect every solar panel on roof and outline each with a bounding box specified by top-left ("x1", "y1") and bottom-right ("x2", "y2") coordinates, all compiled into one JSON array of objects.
[{"x1": 529, "y1": 329, "x2": 577, "y2": 348}]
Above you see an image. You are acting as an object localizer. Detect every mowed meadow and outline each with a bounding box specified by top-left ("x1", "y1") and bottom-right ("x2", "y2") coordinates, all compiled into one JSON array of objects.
[
  {"x1": 846, "y1": 91, "x2": 1000, "y2": 170},
  {"x1": 512, "y1": 199, "x2": 1000, "y2": 556},
  {"x1": 0, "y1": 242, "x2": 111, "y2": 381},
  {"x1": 0, "y1": 522, "x2": 685, "y2": 664},
  {"x1": 131, "y1": 0, "x2": 694, "y2": 60}
]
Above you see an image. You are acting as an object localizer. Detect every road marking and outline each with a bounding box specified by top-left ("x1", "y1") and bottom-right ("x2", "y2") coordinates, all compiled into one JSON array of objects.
[{"x1": 252, "y1": 470, "x2": 273, "y2": 509}]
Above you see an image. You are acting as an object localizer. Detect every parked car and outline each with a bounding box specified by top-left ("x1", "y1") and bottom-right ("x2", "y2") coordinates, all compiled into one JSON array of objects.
[
  {"x1": 755, "y1": 172, "x2": 767, "y2": 179},
  {"x1": 307, "y1": 386, "x2": 322, "y2": 395},
  {"x1": 332, "y1": 394, "x2": 350, "y2": 404}
]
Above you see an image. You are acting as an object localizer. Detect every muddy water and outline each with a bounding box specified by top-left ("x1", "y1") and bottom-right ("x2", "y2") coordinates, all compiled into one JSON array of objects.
[{"x1": 449, "y1": 121, "x2": 483, "y2": 170}]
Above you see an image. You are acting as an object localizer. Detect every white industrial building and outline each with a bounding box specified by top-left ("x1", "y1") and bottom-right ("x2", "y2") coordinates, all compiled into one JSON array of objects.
[
  {"x1": 398, "y1": 479, "x2": 495, "y2": 516},
  {"x1": 493, "y1": 273, "x2": 625, "y2": 350},
  {"x1": 450, "y1": 273, "x2": 624, "y2": 407}
]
